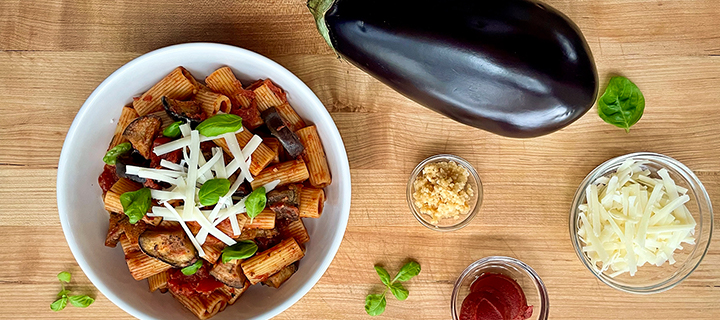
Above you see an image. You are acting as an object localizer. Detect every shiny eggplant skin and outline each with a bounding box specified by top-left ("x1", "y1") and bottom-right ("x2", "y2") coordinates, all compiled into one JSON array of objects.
[{"x1": 310, "y1": 0, "x2": 598, "y2": 137}]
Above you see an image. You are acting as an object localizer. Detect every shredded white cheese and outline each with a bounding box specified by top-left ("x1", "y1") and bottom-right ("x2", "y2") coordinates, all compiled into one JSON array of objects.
[{"x1": 578, "y1": 159, "x2": 696, "y2": 277}]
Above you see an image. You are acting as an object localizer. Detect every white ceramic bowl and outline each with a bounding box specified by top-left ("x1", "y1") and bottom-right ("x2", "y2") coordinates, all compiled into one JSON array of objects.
[{"x1": 57, "y1": 43, "x2": 351, "y2": 320}]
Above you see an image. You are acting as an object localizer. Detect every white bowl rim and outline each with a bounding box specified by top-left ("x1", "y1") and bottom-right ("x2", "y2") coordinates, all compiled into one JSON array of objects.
[{"x1": 56, "y1": 42, "x2": 352, "y2": 319}]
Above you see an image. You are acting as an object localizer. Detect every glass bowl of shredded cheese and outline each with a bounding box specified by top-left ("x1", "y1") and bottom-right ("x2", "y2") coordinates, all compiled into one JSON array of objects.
[
  {"x1": 570, "y1": 152, "x2": 713, "y2": 293},
  {"x1": 407, "y1": 154, "x2": 482, "y2": 231}
]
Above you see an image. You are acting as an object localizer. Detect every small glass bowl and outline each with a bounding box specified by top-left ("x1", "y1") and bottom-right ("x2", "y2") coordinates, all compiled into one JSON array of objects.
[
  {"x1": 570, "y1": 152, "x2": 713, "y2": 294},
  {"x1": 451, "y1": 256, "x2": 549, "y2": 320},
  {"x1": 406, "y1": 154, "x2": 483, "y2": 231}
]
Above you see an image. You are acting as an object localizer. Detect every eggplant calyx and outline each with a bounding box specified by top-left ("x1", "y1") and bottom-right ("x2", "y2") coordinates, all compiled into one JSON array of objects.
[{"x1": 307, "y1": 0, "x2": 337, "y2": 55}]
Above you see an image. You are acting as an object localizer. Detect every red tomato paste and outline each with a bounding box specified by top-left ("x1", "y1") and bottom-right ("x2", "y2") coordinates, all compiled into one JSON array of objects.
[
  {"x1": 460, "y1": 273, "x2": 533, "y2": 320},
  {"x1": 167, "y1": 265, "x2": 224, "y2": 297}
]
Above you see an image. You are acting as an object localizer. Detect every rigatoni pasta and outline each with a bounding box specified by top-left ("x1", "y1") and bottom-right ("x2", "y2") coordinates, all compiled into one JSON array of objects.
[
  {"x1": 98, "y1": 66, "x2": 333, "y2": 319},
  {"x1": 133, "y1": 67, "x2": 198, "y2": 116},
  {"x1": 296, "y1": 125, "x2": 332, "y2": 188}
]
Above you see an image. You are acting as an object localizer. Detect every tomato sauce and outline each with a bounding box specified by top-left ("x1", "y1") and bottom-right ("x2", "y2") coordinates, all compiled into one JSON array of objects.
[
  {"x1": 98, "y1": 164, "x2": 119, "y2": 193},
  {"x1": 460, "y1": 273, "x2": 533, "y2": 320},
  {"x1": 167, "y1": 264, "x2": 224, "y2": 297}
]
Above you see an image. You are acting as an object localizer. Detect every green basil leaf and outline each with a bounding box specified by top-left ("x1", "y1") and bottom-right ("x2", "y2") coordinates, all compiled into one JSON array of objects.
[
  {"x1": 389, "y1": 282, "x2": 409, "y2": 301},
  {"x1": 598, "y1": 76, "x2": 645, "y2": 132},
  {"x1": 374, "y1": 266, "x2": 391, "y2": 286},
  {"x1": 57, "y1": 271, "x2": 71, "y2": 283},
  {"x1": 57, "y1": 289, "x2": 71, "y2": 297},
  {"x1": 198, "y1": 178, "x2": 231, "y2": 206},
  {"x1": 245, "y1": 187, "x2": 266, "y2": 219},
  {"x1": 393, "y1": 261, "x2": 421, "y2": 282},
  {"x1": 68, "y1": 295, "x2": 95, "y2": 308},
  {"x1": 181, "y1": 260, "x2": 203, "y2": 276},
  {"x1": 163, "y1": 121, "x2": 183, "y2": 138},
  {"x1": 196, "y1": 114, "x2": 243, "y2": 137},
  {"x1": 51, "y1": 296, "x2": 68, "y2": 311},
  {"x1": 120, "y1": 188, "x2": 151, "y2": 224},
  {"x1": 364, "y1": 293, "x2": 386, "y2": 316},
  {"x1": 102, "y1": 142, "x2": 132, "y2": 165},
  {"x1": 221, "y1": 240, "x2": 258, "y2": 264}
]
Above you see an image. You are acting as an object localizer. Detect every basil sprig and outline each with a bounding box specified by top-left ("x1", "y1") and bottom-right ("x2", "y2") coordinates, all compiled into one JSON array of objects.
[
  {"x1": 598, "y1": 76, "x2": 645, "y2": 132},
  {"x1": 245, "y1": 187, "x2": 267, "y2": 221},
  {"x1": 102, "y1": 142, "x2": 132, "y2": 165},
  {"x1": 196, "y1": 114, "x2": 243, "y2": 137},
  {"x1": 198, "y1": 178, "x2": 231, "y2": 206},
  {"x1": 221, "y1": 240, "x2": 258, "y2": 263},
  {"x1": 163, "y1": 121, "x2": 183, "y2": 138},
  {"x1": 365, "y1": 261, "x2": 421, "y2": 316},
  {"x1": 120, "y1": 188, "x2": 152, "y2": 224},
  {"x1": 181, "y1": 260, "x2": 203, "y2": 276},
  {"x1": 51, "y1": 271, "x2": 95, "y2": 311}
]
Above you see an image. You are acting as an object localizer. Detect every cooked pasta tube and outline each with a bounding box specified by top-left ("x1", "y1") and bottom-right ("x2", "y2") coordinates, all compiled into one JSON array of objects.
[
  {"x1": 250, "y1": 159, "x2": 310, "y2": 189},
  {"x1": 133, "y1": 67, "x2": 198, "y2": 116},
  {"x1": 250, "y1": 79, "x2": 286, "y2": 110},
  {"x1": 243, "y1": 209, "x2": 276, "y2": 229},
  {"x1": 263, "y1": 137, "x2": 281, "y2": 164},
  {"x1": 278, "y1": 218, "x2": 310, "y2": 244},
  {"x1": 241, "y1": 238, "x2": 304, "y2": 285},
  {"x1": 125, "y1": 249, "x2": 171, "y2": 281},
  {"x1": 148, "y1": 270, "x2": 168, "y2": 292},
  {"x1": 172, "y1": 289, "x2": 229, "y2": 320},
  {"x1": 218, "y1": 282, "x2": 250, "y2": 305},
  {"x1": 118, "y1": 234, "x2": 140, "y2": 255},
  {"x1": 295, "y1": 125, "x2": 331, "y2": 188},
  {"x1": 212, "y1": 129, "x2": 276, "y2": 176},
  {"x1": 148, "y1": 110, "x2": 175, "y2": 130},
  {"x1": 109, "y1": 106, "x2": 139, "y2": 149},
  {"x1": 299, "y1": 187, "x2": 325, "y2": 219},
  {"x1": 276, "y1": 102, "x2": 306, "y2": 132},
  {"x1": 194, "y1": 88, "x2": 231, "y2": 117},
  {"x1": 104, "y1": 178, "x2": 143, "y2": 213},
  {"x1": 205, "y1": 67, "x2": 243, "y2": 96}
]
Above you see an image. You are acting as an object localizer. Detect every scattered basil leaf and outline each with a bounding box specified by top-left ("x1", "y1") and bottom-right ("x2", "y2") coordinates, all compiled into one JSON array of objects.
[
  {"x1": 198, "y1": 178, "x2": 231, "y2": 206},
  {"x1": 364, "y1": 293, "x2": 386, "y2": 316},
  {"x1": 102, "y1": 142, "x2": 132, "y2": 165},
  {"x1": 68, "y1": 295, "x2": 95, "y2": 308},
  {"x1": 221, "y1": 240, "x2": 258, "y2": 264},
  {"x1": 51, "y1": 296, "x2": 68, "y2": 311},
  {"x1": 597, "y1": 76, "x2": 645, "y2": 132},
  {"x1": 245, "y1": 187, "x2": 267, "y2": 219},
  {"x1": 57, "y1": 271, "x2": 72, "y2": 283},
  {"x1": 120, "y1": 188, "x2": 152, "y2": 224},
  {"x1": 163, "y1": 121, "x2": 183, "y2": 138},
  {"x1": 181, "y1": 260, "x2": 203, "y2": 276},
  {"x1": 393, "y1": 261, "x2": 421, "y2": 282},
  {"x1": 196, "y1": 114, "x2": 243, "y2": 137},
  {"x1": 57, "y1": 289, "x2": 71, "y2": 297},
  {"x1": 374, "y1": 266, "x2": 391, "y2": 287},
  {"x1": 389, "y1": 282, "x2": 409, "y2": 301}
]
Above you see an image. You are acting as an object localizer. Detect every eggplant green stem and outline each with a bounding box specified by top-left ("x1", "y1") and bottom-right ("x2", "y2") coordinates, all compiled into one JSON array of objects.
[{"x1": 307, "y1": 0, "x2": 336, "y2": 53}]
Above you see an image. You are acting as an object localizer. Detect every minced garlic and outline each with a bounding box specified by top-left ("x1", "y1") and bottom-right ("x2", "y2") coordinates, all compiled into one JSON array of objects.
[{"x1": 412, "y1": 161, "x2": 473, "y2": 224}]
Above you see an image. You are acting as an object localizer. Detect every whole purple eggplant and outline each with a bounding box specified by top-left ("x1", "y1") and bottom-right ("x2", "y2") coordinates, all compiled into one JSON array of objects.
[{"x1": 308, "y1": 0, "x2": 598, "y2": 138}]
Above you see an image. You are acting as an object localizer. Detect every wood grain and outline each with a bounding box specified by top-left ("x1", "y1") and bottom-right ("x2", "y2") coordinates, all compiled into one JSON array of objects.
[{"x1": 0, "y1": 0, "x2": 719, "y2": 319}]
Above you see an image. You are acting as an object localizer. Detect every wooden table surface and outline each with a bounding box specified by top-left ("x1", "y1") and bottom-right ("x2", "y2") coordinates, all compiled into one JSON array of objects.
[{"x1": 1, "y1": 0, "x2": 719, "y2": 319}]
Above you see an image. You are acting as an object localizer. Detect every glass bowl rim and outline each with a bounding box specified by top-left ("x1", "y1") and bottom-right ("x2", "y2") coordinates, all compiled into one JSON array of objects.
[
  {"x1": 569, "y1": 152, "x2": 714, "y2": 294},
  {"x1": 450, "y1": 256, "x2": 549, "y2": 320},
  {"x1": 406, "y1": 154, "x2": 483, "y2": 232}
]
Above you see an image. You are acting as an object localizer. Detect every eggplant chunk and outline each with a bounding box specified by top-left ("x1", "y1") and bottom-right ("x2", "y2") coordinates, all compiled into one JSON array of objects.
[
  {"x1": 209, "y1": 258, "x2": 247, "y2": 288},
  {"x1": 162, "y1": 96, "x2": 206, "y2": 126},
  {"x1": 138, "y1": 230, "x2": 198, "y2": 268},
  {"x1": 266, "y1": 184, "x2": 301, "y2": 221},
  {"x1": 105, "y1": 212, "x2": 128, "y2": 247},
  {"x1": 261, "y1": 107, "x2": 304, "y2": 158},
  {"x1": 115, "y1": 159, "x2": 147, "y2": 184},
  {"x1": 262, "y1": 263, "x2": 298, "y2": 288},
  {"x1": 232, "y1": 180, "x2": 254, "y2": 199},
  {"x1": 122, "y1": 115, "x2": 162, "y2": 158}
]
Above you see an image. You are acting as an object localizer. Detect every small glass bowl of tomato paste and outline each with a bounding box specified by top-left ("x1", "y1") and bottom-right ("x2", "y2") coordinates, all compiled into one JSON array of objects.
[{"x1": 451, "y1": 256, "x2": 548, "y2": 320}]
